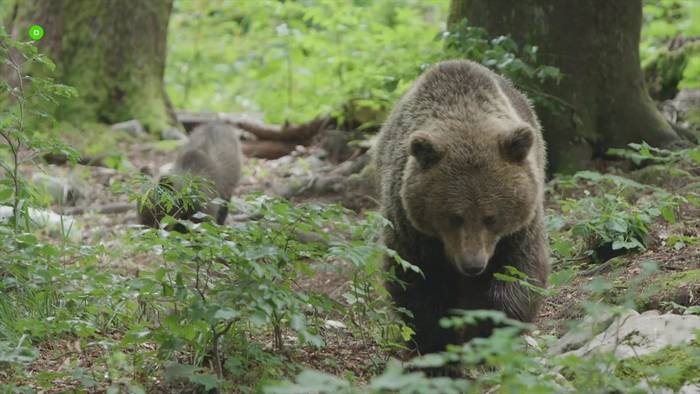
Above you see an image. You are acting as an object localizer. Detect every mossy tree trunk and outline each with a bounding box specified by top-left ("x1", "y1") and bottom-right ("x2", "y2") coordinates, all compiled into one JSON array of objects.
[
  {"x1": 9, "y1": 0, "x2": 177, "y2": 132},
  {"x1": 449, "y1": 0, "x2": 680, "y2": 173}
]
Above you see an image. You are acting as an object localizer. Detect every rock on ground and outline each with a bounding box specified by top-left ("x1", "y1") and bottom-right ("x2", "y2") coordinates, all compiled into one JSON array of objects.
[{"x1": 554, "y1": 309, "x2": 700, "y2": 360}]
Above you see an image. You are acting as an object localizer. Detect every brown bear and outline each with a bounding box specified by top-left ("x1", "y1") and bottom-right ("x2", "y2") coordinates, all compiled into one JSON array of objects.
[
  {"x1": 374, "y1": 60, "x2": 549, "y2": 354},
  {"x1": 139, "y1": 122, "x2": 243, "y2": 228}
]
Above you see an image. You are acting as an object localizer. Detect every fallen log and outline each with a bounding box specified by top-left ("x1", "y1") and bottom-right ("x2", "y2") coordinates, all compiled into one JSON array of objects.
[
  {"x1": 241, "y1": 140, "x2": 298, "y2": 160},
  {"x1": 176, "y1": 112, "x2": 332, "y2": 158},
  {"x1": 233, "y1": 117, "x2": 331, "y2": 143}
]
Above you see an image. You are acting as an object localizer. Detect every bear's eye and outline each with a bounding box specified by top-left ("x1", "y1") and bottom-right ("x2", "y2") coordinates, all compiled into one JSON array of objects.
[
  {"x1": 448, "y1": 214, "x2": 464, "y2": 227},
  {"x1": 482, "y1": 216, "x2": 497, "y2": 227}
]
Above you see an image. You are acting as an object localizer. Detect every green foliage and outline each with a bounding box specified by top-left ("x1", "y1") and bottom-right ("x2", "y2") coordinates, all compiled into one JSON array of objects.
[
  {"x1": 642, "y1": 0, "x2": 700, "y2": 56},
  {"x1": 1, "y1": 191, "x2": 408, "y2": 391},
  {"x1": 268, "y1": 309, "x2": 700, "y2": 393},
  {"x1": 0, "y1": 27, "x2": 79, "y2": 234},
  {"x1": 121, "y1": 172, "x2": 214, "y2": 225},
  {"x1": 642, "y1": 0, "x2": 700, "y2": 90},
  {"x1": 167, "y1": 1, "x2": 559, "y2": 127},
  {"x1": 544, "y1": 142, "x2": 700, "y2": 264},
  {"x1": 607, "y1": 141, "x2": 700, "y2": 168},
  {"x1": 443, "y1": 19, "x2": 561, "y2": 106},
  {"x1": 615, "y1": 338, "x2": 700, "y2": 391},
  {"x1": 1, "y1": 28, "x2": 408, "y2": 392},
  {"x1": 270, "y1": 261, "x2": 700, "y2": 393},
  {"x1": 167, "y1": 0, "x2": 449, "y2": 125},
  {"x1": 550, "y1": 170, "x2": 682, "y2": 259},
  {"x1": 328, "y1": 211, "x2": 416, "y2": 352}
]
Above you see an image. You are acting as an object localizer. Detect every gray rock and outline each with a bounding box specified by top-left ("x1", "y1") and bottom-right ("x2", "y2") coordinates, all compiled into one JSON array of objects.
[
  {"x1": 158, "y1": 162, "x2": 175, "y2": 177},
  {"x1": 674, "y1": 88, "x2": 700, "y2": 113},
  {"x1": 273, "y1": 155, "x2": 295, "y2": 167},
  {"x1": 637, "y1": 381, "x2": 700, "y2": 394},
  {"x1": 562, "y1": 311, "x2": 700, "y2": 359},
  {"x1": 111, "y1": 119, "x2": 145, "y2": 137},
  {"x1": 550, "y1": 308, "x2": 638, "y2": 355},
  {"x1": 290, "y1": 156, "x2": 327, "y2": 177},
  {"x1": 0, "y1": 206, "x2": 81, "y2": 241},
  {"x1": 679, "y1": 383, "x2": 700, "y2": 394},
  {"x1": 161, "y1": 128, "x2": 188, "y2": 141},
  {"x1": 31, "y1": 173, "x2": 85, "y2": 205}
]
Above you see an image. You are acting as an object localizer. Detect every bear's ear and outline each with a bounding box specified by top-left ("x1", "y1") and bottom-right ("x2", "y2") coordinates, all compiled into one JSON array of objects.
[
  {"x1": 500, "y1": 126, "x2": 534, "y2": 163},
  {"x1": 409, "y1": 132, "x2": 444, "y2": 169}
]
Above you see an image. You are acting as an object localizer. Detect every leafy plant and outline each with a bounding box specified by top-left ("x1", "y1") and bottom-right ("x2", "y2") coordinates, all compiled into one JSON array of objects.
[
  {"x1": 167, "y1": 0, "x2": 449, "y2": 126},
  {"x1": 641, "y1": 1, "x2": 700, "y2": 91},
  {"x1": 115, "y1": 172, "x2": 411, "y2": 391},
  {"x1": 608, "y1": 141, "x2": 700, "y2": 168},
  {"x1": 267, "y1": 261, "x2": 700, "y2": 393},
  {"x1": 443, "y1": 18, "x2": 562, "y2": 108},
  {"x1": 166, "y1": 1, "x2": 560, "y2": 128},
  {"x1": 0, "y1": 28, "x2": 78, "y2": 235},
  {"x1": 550, "y1": 170, "x2": 683, "y2": 259}
]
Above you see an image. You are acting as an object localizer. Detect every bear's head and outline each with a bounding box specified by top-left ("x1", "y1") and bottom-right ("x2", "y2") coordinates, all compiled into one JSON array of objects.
[{"x1": 400, "y1": 121, "x2": 540, "y2": 276}]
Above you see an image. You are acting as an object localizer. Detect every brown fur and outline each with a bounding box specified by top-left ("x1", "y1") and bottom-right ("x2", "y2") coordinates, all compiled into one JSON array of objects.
[
  {"x1": 138, "y1": 122, "x2": 243, "y2": 228},
  {"x1": 374, "y1": 60, "x2": 549, "y2": 354}
]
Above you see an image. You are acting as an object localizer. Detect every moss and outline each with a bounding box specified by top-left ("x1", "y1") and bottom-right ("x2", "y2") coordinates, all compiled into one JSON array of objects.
[
  {"x1": 684, "y1": 108, "x2": 700, "y2": 139},
  {"x1": 686, "y1": 108, "x2": 700, "y2": 124},
  {"x1": 599, "y1": 267, "x2": 700, "y2": 312},
  {"x1": 665, "y1": 269, "x2": 700, "y2": 287},
  {"x1": 615, "y1": 341, "x2": 700, "y2": 391},
  {"x1": 0, "y1": 2, "x2": 15, "y2": 30},
  {"x1": 16, "y1": 1, "x2": 173, "y2": 133},
  {"x1": 635, "y1": 269, "x2": 700, "y2": 311},
  {"x1": 120, "y1": 78, "x2": 171, "y2": 133},
  {"x1": 50, "y1": 121, "x2": 138, "y2": 158},
  {"x1": 644, "y1": 42, "x2": 700, "y2": 100},
  {"x1": 628, "y1": 164, "x2": 671, "y2": 186}
]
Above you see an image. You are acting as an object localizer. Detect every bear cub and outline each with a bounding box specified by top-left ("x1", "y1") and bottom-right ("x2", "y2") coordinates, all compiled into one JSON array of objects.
[
  {"x1": 139, "y1": 122, "x2": 242, "y2": 228},
  {"x1": 374, "y1": 60, "x2": 549, "y2": 354}
]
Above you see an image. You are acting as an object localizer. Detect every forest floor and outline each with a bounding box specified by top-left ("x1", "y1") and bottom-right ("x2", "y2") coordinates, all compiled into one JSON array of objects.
[{"x1": 13, "y1": 126, "x2": 700, "y2": 391}]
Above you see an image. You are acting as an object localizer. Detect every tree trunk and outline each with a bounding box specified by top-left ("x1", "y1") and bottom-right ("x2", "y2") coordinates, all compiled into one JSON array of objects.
[
  {"x1": 449, "y1": 0, "x2": 680, "y2": 173},
  {"x1": 9, "y1": 0, "x2": 177, "y2": 132}
]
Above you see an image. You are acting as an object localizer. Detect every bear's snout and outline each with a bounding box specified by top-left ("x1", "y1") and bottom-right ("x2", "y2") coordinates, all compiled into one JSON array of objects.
[{"x1": 453, "y1": 253, "x2": 489, "y2": 276}]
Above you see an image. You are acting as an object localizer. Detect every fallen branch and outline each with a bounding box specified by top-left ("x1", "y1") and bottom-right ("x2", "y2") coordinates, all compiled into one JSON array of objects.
[
  {"x1": 241, "y1": 140, "x2": 298, "y2": 159},
  {"x1": 234, "y1": 117, "x2": 331, "y2": 143},
  {"x1": 43, "y1": 153, "x2": 107, "y2": 167},
  {"x1": 61, "y1": 202, "x2": 136, "y2": 216}
]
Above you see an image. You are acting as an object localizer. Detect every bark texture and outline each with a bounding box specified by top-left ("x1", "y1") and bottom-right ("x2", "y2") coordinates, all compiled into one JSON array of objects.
[
  {"x1": 9, "y1": 0, "x2": 176, "y2": 132},
  {"x1": 449, "y1": 0, "x2": 680, "y2": 173}
]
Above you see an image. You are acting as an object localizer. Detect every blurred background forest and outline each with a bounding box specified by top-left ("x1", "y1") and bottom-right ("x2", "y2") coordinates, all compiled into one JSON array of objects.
[{"x1": 1, "y1": 0, "x2": 700, "y2": 392}]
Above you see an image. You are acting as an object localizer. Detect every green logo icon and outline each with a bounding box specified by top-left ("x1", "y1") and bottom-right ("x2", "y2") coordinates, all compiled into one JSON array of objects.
[{"x1": 28, "y1": 25, "x2": 44, "y2": 41}]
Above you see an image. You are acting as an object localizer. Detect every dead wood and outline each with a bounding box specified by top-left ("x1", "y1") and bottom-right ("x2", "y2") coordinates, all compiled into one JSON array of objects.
[
  {"x1": 241, "y1": 140, "x2": 298, "y2": 159},
  {"x1": 233, "y1": 117, "x2": 331, "y2": 143},
  {"x1": 62, "y1": 202, "x2": 135, "y2": 216},
  {"x1": 43, "y1": 153, "x2": 107, "y2": 167}
]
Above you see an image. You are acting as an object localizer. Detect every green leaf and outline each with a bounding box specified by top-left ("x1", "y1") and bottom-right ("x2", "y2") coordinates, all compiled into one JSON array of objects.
[
  {"x1": 549, "y1": 268, "x2": 577, "y2": 287},
  {"x1": 687, "y1": 149, "x2": 700, "y2": 164},
  {"x1": 0, "y1": 186, "x2": 13, "y2": 202},
  {"x1": 265, "y1": 370, "x2": 350, "y2": 394},
  {"x1": 164, "y1": 363, "x2": 220, "y2": 391},
  {"x1": 660, "y1": 206, "x2": 676, "y2": 223},
  {"x1": 189, "y1": 374, "x2": 220, "y2": 391},
  {"x1": 213, "y1": 308, "x2": 240, "y2": 321}
]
